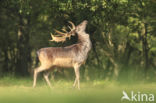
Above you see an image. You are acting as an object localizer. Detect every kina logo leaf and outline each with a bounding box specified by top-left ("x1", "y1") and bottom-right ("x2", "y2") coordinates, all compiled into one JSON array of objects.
[{"x1": 121, "y1": 91, "x2": 130, "y2": 101}]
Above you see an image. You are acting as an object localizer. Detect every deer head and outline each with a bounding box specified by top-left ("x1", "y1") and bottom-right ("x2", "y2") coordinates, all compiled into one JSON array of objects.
[{"x1": 76, "y1": 20, "x2": 88, "y2": 33}]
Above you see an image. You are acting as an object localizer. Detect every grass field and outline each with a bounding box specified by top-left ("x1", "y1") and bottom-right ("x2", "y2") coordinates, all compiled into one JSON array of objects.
[{"x1": 0, "y1": 76, "x2": 155, "y2": 103}]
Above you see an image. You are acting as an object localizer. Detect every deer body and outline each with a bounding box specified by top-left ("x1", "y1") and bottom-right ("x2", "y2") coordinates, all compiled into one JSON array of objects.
[{"x1": 33, "y1": 20, "x2": 91, "y2": 89}]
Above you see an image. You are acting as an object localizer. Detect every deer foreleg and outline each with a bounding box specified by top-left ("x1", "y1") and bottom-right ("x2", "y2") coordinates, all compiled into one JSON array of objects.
[
  {"x1": 74, "y1": 64, "x2": 80, "y2": 89},
  {"x1": 73, "y1": 78, "x2": 77, "y2": 88}
]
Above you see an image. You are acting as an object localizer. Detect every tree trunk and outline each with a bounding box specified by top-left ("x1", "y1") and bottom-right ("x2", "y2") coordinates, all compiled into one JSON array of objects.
[
  {"x1": 16, "y1": 13, "x2": 31, "y2": 76},
  {"x1": 3, "y1": 48, "x2": 9, "y2": 73},
  {"x1": 142, "y1": 23, "x2": 149, "y2": 77}
]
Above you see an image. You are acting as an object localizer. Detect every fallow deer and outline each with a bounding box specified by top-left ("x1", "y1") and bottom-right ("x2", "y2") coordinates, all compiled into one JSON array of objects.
[{"x1": 33, "y1": 20, "x2": 92, "y2": 89}]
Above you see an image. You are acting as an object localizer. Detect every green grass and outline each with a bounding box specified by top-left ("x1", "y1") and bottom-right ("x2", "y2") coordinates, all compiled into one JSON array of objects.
[{"x1": 0, "y1": 77, "x2": 155, "y2": 103}]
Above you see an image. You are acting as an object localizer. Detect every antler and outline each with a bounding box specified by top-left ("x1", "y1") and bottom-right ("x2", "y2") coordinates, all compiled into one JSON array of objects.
[
  {"x1": 50, "y1": 21, "x2": 76, "y2": 43},
  {"x1": 49, "y1": 33, "x2": 66, "y2": 43},
  {"x1": 68, "y1": 21, "x2": 76, "y2": 31}
]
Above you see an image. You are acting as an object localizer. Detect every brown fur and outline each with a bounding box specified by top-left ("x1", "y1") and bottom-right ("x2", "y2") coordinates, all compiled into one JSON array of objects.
[{"x1": 33, "y1": 20, "x2": 91, "y2": 89}]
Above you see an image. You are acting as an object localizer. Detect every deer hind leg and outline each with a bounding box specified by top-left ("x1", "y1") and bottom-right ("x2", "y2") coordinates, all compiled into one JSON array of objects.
[
  {"x1": 33, "y1": 66, "x2": 46, "y2": 88},
  {"x1": 43, "y1": 70, "x2": 52, "y2": 88},
  {"x1": 73, "y1": 64, "x2": 80, "y2": 89}
]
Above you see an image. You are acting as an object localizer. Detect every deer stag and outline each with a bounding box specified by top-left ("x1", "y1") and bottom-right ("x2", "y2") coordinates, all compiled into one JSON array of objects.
[{"x1": 33, "y1": 20, "x2": 92, "y2": 89}]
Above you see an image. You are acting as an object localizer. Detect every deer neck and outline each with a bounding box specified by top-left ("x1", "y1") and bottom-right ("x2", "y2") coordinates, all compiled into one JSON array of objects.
[{"x1": 77, "y1": 32, "x2": 92, "y2": 52}]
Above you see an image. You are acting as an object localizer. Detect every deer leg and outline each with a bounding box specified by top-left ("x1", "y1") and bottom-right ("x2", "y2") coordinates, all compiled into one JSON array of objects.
[
  {"x1": 43, "y1": 70, "x2": 52, "y2": 88},
  {"x1": 73, "y1": 78, "x2": 77, "y2": 88},
  {"x1": 33, "y1": 66, "x2": 45, "y2": 88},
  {"x1": 74, "y1": 64, "x2": 80, "y2": 89}
]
